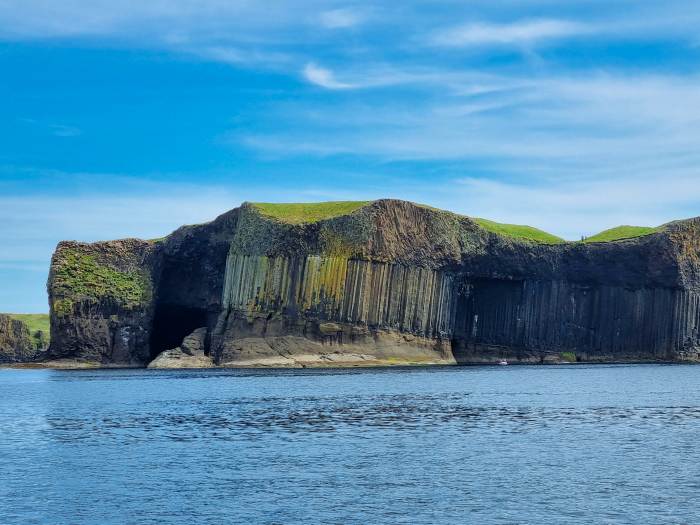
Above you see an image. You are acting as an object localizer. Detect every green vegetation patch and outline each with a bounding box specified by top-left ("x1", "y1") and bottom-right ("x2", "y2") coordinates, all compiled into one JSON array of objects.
[
  {"x1": 52, "y1": 251, "x2": 152, "y2": 314},
  {"x1": 251, "y1": 201, "x2": 371, "y2": 224},
  {"x1": 474, "y1": 218, "x2": 565, "y2": 245},
  {"x1": 583, "y1": 226, "x2": 658, "y2": 243},
  {"x1": 6, "y1": 313, "x2": 50, "y2": 348},
  {"x1": 8, "y1": 314, "x2": 50, "y2": 335},
  {"x1": 560, "y1": 351, "x2": 577, "y2": 363}
]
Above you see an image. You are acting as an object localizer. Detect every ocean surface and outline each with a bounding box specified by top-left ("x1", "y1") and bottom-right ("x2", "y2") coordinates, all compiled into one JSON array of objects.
[{"x1": 1, "y1": 364, "x2": 699, "y2": 524}]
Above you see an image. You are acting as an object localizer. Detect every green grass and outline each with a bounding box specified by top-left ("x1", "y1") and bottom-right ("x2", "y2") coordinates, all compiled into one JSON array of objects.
[
  {"x1": 7, "y1": 313, "x2": 50, "y2": 335},
  {"x1": 560, "y1": 351, "x2": 577, "y2": 363},
  {"x1": 52, "y1": 251, "x2": 152, "y2": 316},
  {"x1": 583, "y1": 226, "x2": 658, "y2": 243},
  {"x1": 474, "y1": 218, "x2": 565, "y2": 244},
  {"x1": 5, "y1": 313, "x2": 50, "y2": 348},
  {"x1": 250, "y1": 199, "x2": 656, "y2": 245},
  {"x1": 251, "y1": 201, "x2": 371, "y2": 224}
]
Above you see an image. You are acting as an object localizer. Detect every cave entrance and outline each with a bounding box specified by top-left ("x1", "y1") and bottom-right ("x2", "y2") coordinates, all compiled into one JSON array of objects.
[{"x1": 149, "y1": 305, "x2": 208, "y2": 359}]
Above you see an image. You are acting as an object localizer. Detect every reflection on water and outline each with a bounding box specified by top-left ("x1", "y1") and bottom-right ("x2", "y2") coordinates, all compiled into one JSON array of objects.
[{"x1": 1, "y1": 364, "x2": 700, "y2": 524}]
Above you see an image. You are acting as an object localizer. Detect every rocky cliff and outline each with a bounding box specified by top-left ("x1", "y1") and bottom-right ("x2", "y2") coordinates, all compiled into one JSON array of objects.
[
  {"x1": 45, "y1": 199, "x2": 700, "y2": 367},
  {"x1": 0, "y1": 314, "x2": 45, "y2": 363}
]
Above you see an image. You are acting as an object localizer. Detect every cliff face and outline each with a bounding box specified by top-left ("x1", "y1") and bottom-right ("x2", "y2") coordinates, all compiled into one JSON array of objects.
[
  {"x1": 0, "y1": 314, "x2": 44, "y2": 363},
  {"x1": 46, "y1": 200, "x2": 700, "y2": 367},
  {"x1": 48, "y1": 239, "x2": 157, "y2": 365}
]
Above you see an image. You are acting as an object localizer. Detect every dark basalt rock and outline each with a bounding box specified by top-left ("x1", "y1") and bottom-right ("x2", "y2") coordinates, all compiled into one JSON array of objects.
[{"x1": 45, "y1": 199, "x2": 700, "y2": 367}]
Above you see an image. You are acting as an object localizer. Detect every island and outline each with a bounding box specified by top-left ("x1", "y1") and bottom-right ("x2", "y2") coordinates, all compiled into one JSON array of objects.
[{"x1": 5, "y1": 199, "x2": 700, "y2": 368}]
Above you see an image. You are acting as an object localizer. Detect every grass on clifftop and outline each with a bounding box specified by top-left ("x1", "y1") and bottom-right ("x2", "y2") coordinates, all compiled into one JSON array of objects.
[
  {"x1": 6, "y1": 313, "x2": 50, "y2": 347},
  {"x1": 251, "y1": 201, "x2": 370, "y2": 224},
  {"x1": 474, "y1": 218, "x2": 566, "y2": 244},
  {"x1": 52, "y1": 251, "x2": 152, "y2": 316},
  {"x1": 250, "y1": 199, "x2": 655, "y2": 244},
  {"x1": 8, "y1": 314, "x2": 50, "y2": 335},
  {"x1": 583, "y1": 226, "x2": 658, "y2": 243}
]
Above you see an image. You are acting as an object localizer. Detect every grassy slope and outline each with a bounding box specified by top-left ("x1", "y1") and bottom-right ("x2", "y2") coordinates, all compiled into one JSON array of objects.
[
  {"x1": 583, "y1": 226, "x2": 658, "y2": 243},
  {"x1": 5, "y1": 313, "x2": 50, "y2": 347},
  {"x1": 251, "y1": 201, "x2": 371, "y2": 224},
  {"x1": 474, "y1": 218, "x2": 565, "y2": 244},
  {"x1": 251, "y1": 200, "x2": 659, "y2": 245},
  {"x1": 7, "y1": 313, "x2": 50, "y2": 335}
]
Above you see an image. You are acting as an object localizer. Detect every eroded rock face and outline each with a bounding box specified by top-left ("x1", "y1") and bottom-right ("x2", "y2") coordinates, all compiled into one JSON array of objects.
[
  {"x1": 47, "y1": 200, "x2": 700, "y2": 367},
  {"x1": 0, "y1": 314, "x2": 43, "y2": 363}
]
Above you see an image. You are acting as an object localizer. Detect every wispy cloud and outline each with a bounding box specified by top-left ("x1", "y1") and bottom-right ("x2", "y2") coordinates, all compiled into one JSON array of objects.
[
  {"x1": 19, "y1": 119, "x2": 82, "y2": 137},
  {"x1": 50, "y1": 124, "x2": 82, "y2": 137},
  {"x1": 193, "y1": 45, "x2": 295, "y2": 68},
  {"x1": 1, "y1": 1, "x2": 699, "y2": 75},
  {"x1": 243, "y1": 70, "x2": 700, "y2": 164},
  {"x1": 303, "y1": 63, "x2": 355, "y2": 89},
  {"x1": 432, "y1": 19, "x2": 589, "y2": 47},
  {"x1": 319, "y1": 8, "x2": 365, "y2": 29},
  {"x1": 451, "y1": 174, "x2": 700, "y2": 240}
]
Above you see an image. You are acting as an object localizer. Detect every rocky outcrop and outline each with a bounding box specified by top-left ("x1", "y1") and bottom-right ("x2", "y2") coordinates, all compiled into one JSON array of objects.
[
  {"x1": 148, "y1": 327, "x2": 213, "y2": 368},
  {"x1": 46, "y1": 199, "x2": 700, "y2": 367},
  {"x1": 0, "y1": 314, "x2": 44, "y2": 363},
  {"x1": 47, "y1": 239, "x2": 157, "y2": 365}
]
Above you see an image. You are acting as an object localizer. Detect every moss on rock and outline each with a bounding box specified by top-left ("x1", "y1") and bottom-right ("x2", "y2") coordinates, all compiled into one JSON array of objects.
[{"x1": 51, "y1": 246, "x2": 153, "y2": 316}]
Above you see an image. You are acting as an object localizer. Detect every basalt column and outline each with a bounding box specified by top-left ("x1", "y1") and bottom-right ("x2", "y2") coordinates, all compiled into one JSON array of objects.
[
  {"x1": 211, "y1": 254, "x2": 459, "y2": 364},
  {"x1": 452, "y1": 278, "x2": 700, "y2": 362}
]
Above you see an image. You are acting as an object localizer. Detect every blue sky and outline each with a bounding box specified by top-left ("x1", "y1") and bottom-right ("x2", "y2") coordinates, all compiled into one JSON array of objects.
[{"x1": 2, "y1": 1, "x2": 700, "y2": 312}]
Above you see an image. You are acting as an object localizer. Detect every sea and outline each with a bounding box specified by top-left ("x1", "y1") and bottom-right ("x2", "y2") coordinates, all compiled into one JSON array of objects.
[{"x1": 1, "y1": 364, "x2": 699, "y2": 524}]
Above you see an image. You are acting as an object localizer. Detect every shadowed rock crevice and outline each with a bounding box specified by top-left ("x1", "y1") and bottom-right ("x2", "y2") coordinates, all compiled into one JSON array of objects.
[{"x1": 149, "y1": 305, "x2": 208, "y2": 360}]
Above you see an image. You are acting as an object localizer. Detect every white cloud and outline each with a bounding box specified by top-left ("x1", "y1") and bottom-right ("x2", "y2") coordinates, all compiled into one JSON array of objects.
[
  {"x1": 242, "y1": 70, "x2": 700, "y2": 168},
  {"x1": 450, "y1": 175, "x2": 700, "y2": 240},
  {"x1": 433, "y1": 19, "x2": 589, "y2": 47},
  {"x1": 319, "y1": 8, "x2": 364, "y2": 29},
  {"x1": 194, "y1": 46, "x2": 294, "y2": 68},
  {"x1": 303, "y1": 63, "x2": 355, "y2": 89},
  {"x1": 1, "y1": 0, "x2": 700, "y2": 81}
]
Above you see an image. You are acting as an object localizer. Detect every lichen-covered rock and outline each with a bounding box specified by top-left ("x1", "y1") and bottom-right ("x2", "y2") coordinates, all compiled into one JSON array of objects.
[
  {"x1": 0, "y1": 314, "x2": 44, "y2": 363},
  {"x1": 47, "y1": 199, "x2": 700, "y2": 367}
]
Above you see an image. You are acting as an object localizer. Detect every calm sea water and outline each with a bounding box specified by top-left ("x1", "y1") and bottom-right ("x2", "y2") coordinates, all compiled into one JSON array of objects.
[{"x1": 1, "y1": 364, "x2": 699, "y2": 524}]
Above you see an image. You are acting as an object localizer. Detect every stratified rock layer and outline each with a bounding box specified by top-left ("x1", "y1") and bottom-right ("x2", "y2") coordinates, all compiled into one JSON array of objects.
[{"x1": 46, "y1": 200, "x2": 700, "y2": 367}]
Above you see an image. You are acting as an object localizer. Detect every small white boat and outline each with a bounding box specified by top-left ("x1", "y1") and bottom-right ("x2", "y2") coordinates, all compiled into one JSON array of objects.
[{"x1": 498, "y1": 359, "x2": 508, "y2": 366}]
